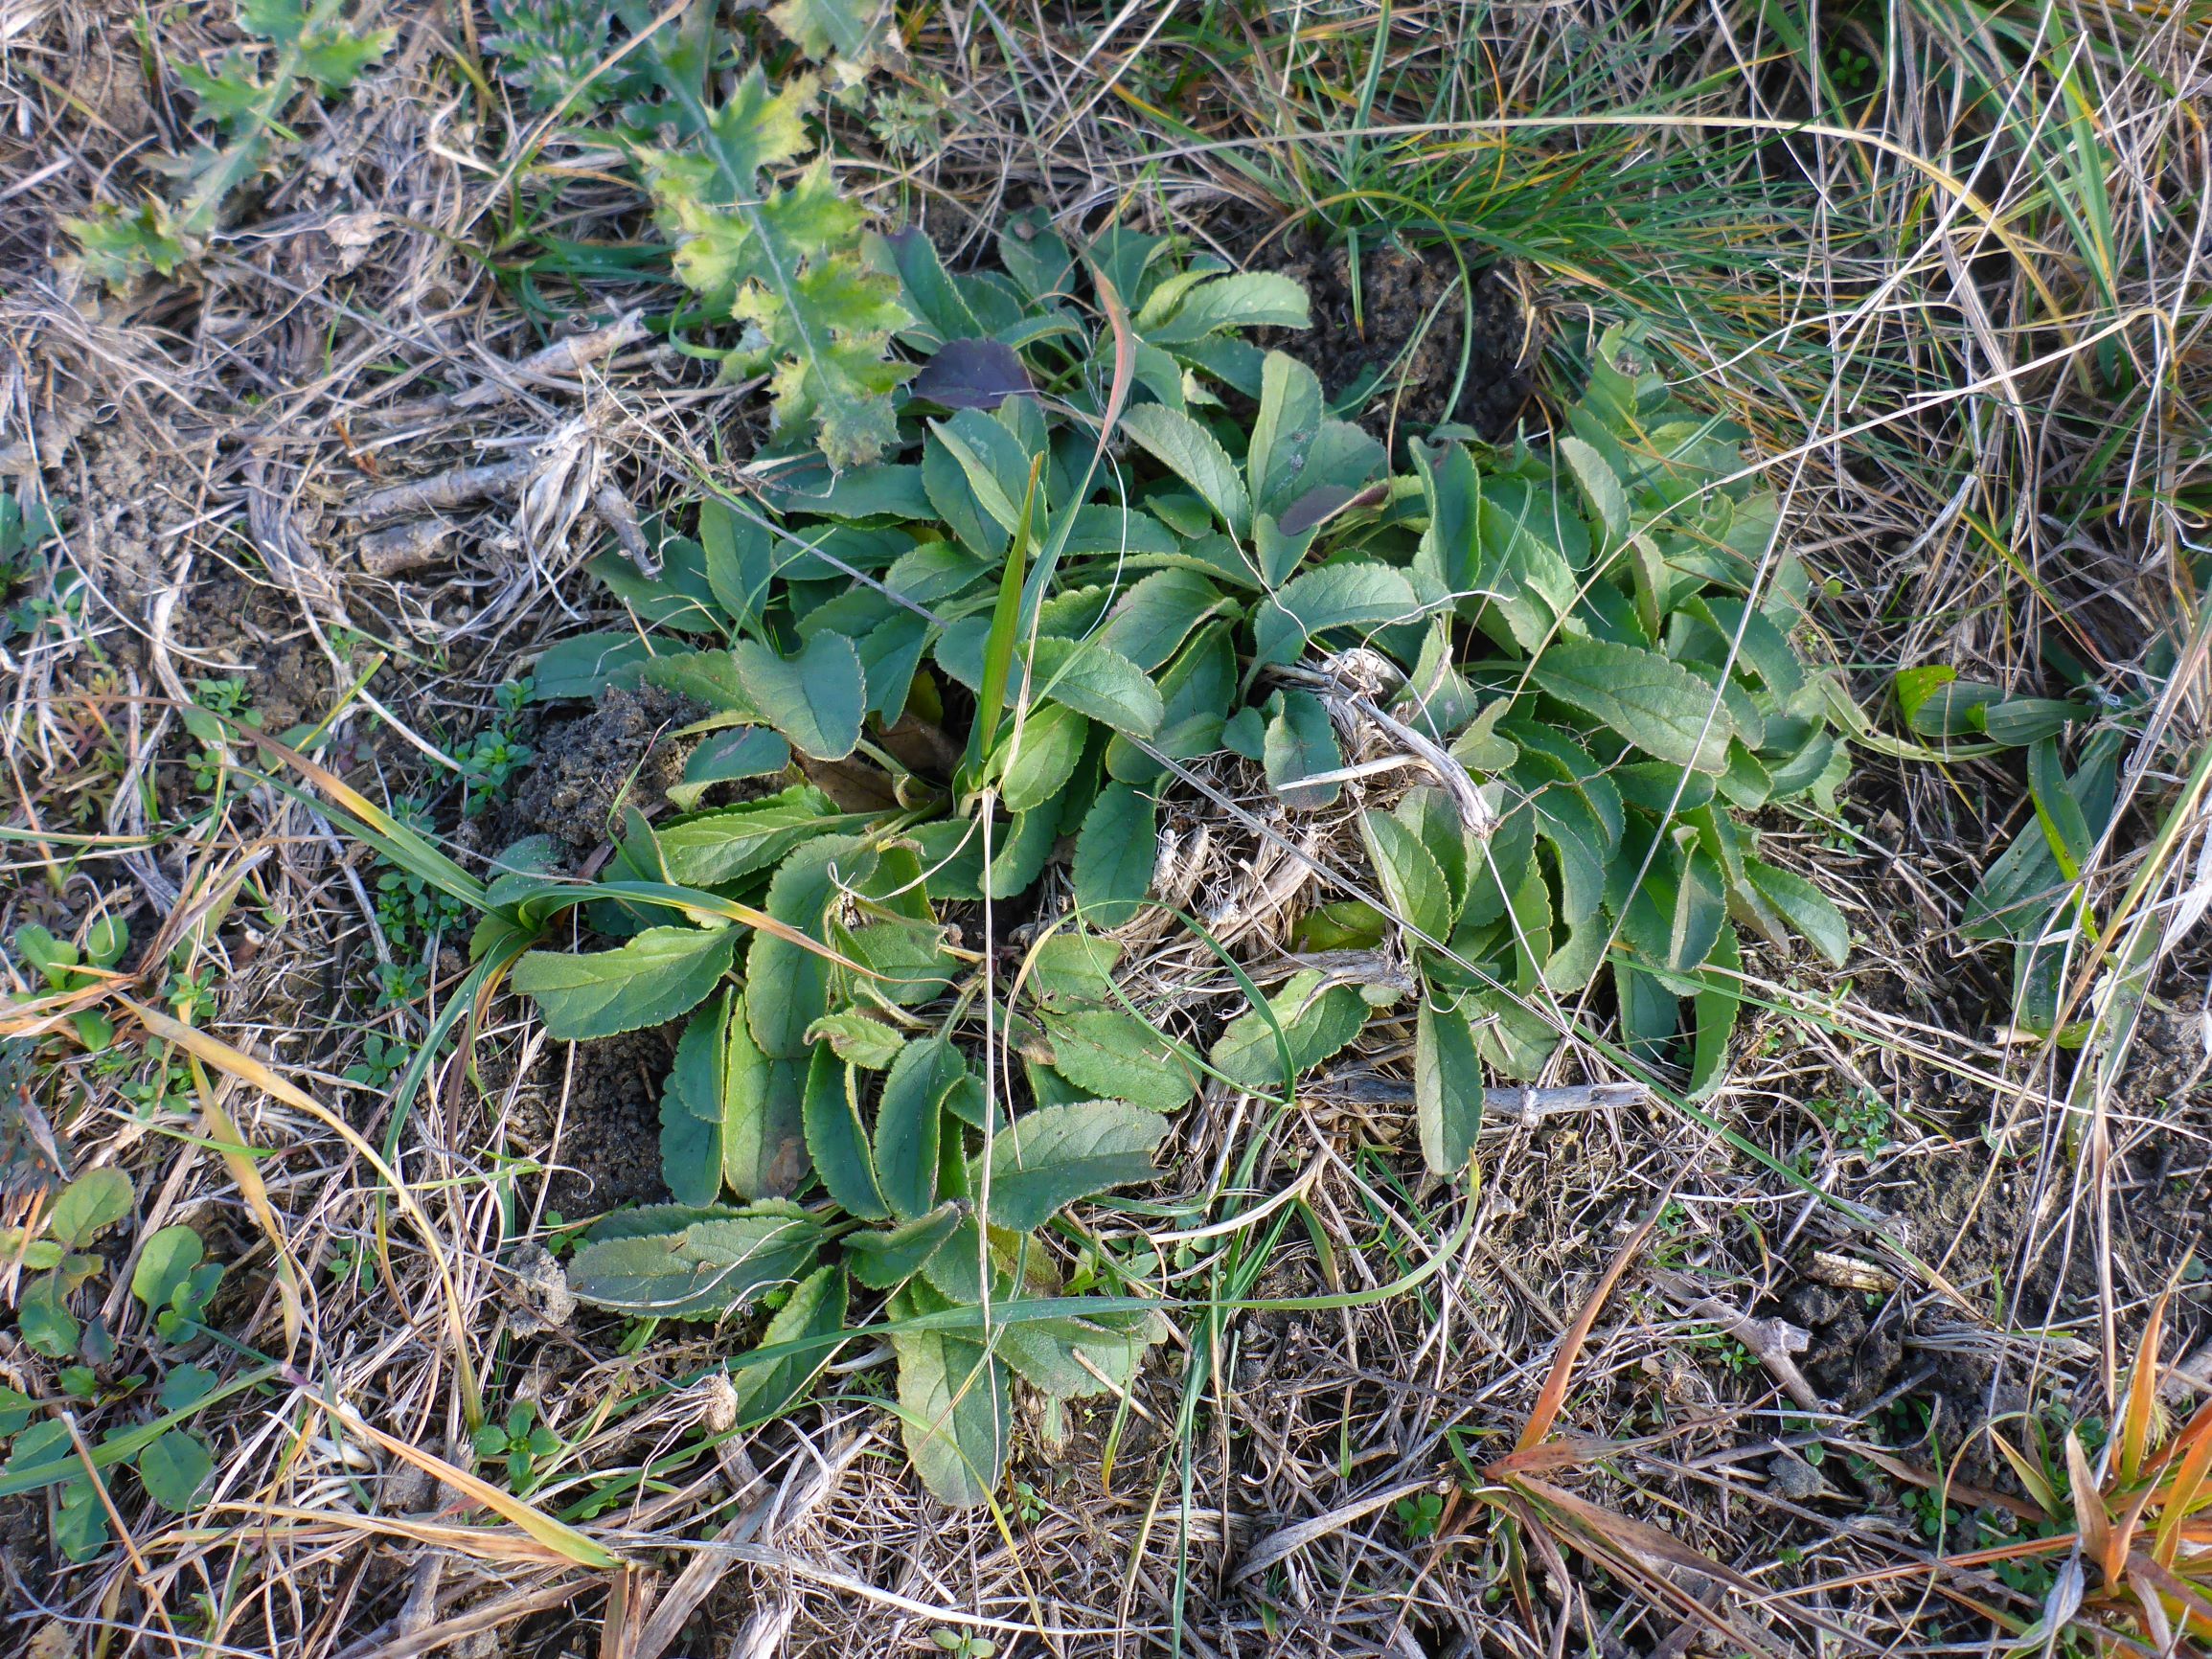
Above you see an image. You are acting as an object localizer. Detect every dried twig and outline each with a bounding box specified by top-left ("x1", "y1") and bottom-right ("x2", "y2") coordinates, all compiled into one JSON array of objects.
[
  {"x1": 370, "y1": 311, "x2": 650, "y2": 423},
  {"x1": 1647, "y1": 1266, "x2": 1826, "y2": 1412},
  {"x1": 349, "y1": 456, "x2": 538, "y2": 523},
  {"x1": 593, "y1": 481, "x2": 659, "y2": 577},
  {"x1": 354, "y1": 516, "x2": 452, "y2": 578},
  {"x1": 1275, "y1": 652, "x2": 1497, "y2": 835}
]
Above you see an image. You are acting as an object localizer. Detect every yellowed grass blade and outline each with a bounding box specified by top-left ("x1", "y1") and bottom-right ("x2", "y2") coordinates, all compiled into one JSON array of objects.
[
  {"x1": 242, "y1": 726, "x2": 484, "y2": 903},
  {"x1": 2155, "y1": 1398, "x2": 2212, "y2": 1566},
  {"x1": 123, "y1": 998, "x2": 483, "y2": 1424},
  {"x1": 1513, "y1": 1474, "x2": 1764, "y2": 1597},
  {"x1": 185, "y1": 1056, "x2": 302, "y2": 1356},
  {"x1": 1856, "y1": 1446, "x2": 2043, "y2": 1524},
  {"x1": 0, "y1": 977, "x2": 125, "y2": 1042},
  {"x1": 200, "y1": 1504, "x2": 601, "y2": 1565},
  {"x1": 309, "y1": 1393, "x2": 622, "y2": 1569},
  {"x1": 1989, "y1": 1427, "x2": 2061, "y2": 1515},
  {"x1": 2127, "y1": 1550, "x2": 2212, "y2": 1644}
]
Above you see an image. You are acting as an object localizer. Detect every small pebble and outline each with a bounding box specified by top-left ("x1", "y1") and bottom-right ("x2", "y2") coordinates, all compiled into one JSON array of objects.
[{"x1": 1767, "y1": 1450, "x2": 1824, "y2": 1501}]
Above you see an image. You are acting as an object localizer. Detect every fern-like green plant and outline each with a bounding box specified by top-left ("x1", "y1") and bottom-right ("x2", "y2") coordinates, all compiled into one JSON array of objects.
[
  {"x1": 486, "y1": 0, "x2": 911, "y2": 467},
  {"x1": 63, "y1": 0, "x2": 394, "y2": 288}
]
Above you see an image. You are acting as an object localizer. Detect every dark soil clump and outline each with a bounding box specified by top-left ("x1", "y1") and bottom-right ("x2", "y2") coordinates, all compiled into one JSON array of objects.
[
  {"x1": 526, "y1": 1022, "x2": 676, "y2": 1217},
  {"x1": 1263, "y1": 232, "x2": 1544, "y2": 441},
  {"x1": 0, "y1": 1491, "x2": 52, "y2": 1608},
  {"x1": 172, "y1": 570, "x2": 328, "y2": 733},
  {"x1": 1786, "y1": 1124, "x2": 2211, "y2": 1444},
  {"x1": 494, "y1": 683, "x2": 696, "y2": 859}
]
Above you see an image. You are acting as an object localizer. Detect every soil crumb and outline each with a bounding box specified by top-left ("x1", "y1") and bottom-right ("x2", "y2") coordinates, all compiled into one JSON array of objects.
[
  {"x1": 518, "y1": 1022, "x2": 676, "y2": 1217},
  {"x1": 1266, "y1": 232, "x2": 1544, "y2": 440},
  {"x1": 172, "y1": 570, "x2": 328, "y2": 732},
  {"x1": 1787, "y1": 1126, "x2": 2211, "y2": 1443},
  {"x1": 495, "y1": 683, "x2": 695, "y2": 859}
]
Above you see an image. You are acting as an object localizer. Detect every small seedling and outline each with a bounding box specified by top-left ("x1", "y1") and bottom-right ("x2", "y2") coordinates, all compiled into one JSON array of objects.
[
  {"x1": 456, "y1": 681, "x2": 536, "y2": 818},
  {"x1": 373, "y1": 959, "x2": 429, "y2": 1011},
  {"x1": 166, "y1": 965, "x2": 217, "y2": 1024},
  {"x1": 342, "y1": 1034, "x2": 410, "y2": 1090},
  {"x1": 1825, "y1": 42, "x2": 1878, "y2": 93},
  {"x1": 6, "y1": 1167, "x2": 134, "y2": 1359},
  {"x1": 109, "y1": 1046, "x2": 194, "y2": 1119},
  {"x1": 184, "y1": 677, "x2": 262, "y2": 794},
  {"x1": 131, "y1": 1224, "x2": 225, "y2": 1343},
  {"x1": 323, "y1": 1237, "x2": 378, "y2": 1291},
  {"x1": 473, "y1": 1399, "x2": 560, "y2": 1493},
  {"x1": 1812, "y1": 1087, "x2": 1891, "y2": 1156},
  {"x1": 373, "y1": 798, "x2": 471, "y2": 947},
  {"x1": 11, "y1": 918, "x2": 130, "y2": 1049},
  {"x1": 1394, "y1": 1489, "x2": 1446, "y2": 1540}
]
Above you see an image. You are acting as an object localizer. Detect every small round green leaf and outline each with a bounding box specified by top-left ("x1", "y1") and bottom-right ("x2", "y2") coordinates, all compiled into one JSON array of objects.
[
  {"x1": 137, "y1": 1429, "x2": 215, "y2": 1511},
  {"x1": 131, "y1": 1225, "x2": 206, "y2": 1317},
  {"x1": 48, "y1": 1168, "x2": 133, "y2": 1250}
]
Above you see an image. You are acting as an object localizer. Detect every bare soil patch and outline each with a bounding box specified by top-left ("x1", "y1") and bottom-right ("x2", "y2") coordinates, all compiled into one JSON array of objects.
[
  {"x1": 492, "y1": 683, "x2": 698, "y2": 863},
  {"x1": 1263, "y1": 231, "x2": 1546, "y2": 439}
]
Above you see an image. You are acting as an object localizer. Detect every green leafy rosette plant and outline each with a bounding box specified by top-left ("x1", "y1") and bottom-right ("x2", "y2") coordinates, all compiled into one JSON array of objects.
[{"x1": 330, "y1": 219, "x2": 1855, "y2": 1507}]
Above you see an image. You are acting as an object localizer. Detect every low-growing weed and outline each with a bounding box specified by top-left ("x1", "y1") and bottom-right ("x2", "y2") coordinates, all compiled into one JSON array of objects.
[
  {"x1": 1395, "y1": 1488, "x2": 1446, "y2": 1540},
  {"x1": 0, "y1": 1188, "x2": 222, "y2": 1562},
  {"x1": 1812, "y1": 1086, "x2": 1891, "y2": 1156},
  {"x1": 472, "y1": 1398, "x2": 561, "y2": 1493},
  {"x1": 63, "y1": 0, "x2": 394, "y2": 288},
  {"x1": 454, "y1": 680, "x2": 536, "y2": 819},
  {"x1": 342, "y1": 1033, "x2": 411, "y2": 1090},
  {"x1": 0, "y1": 488, "x2": 58, "y2": 651},
  {"x1": 297, "y1": 223, "x2": 1864, "y2": 1510},
  {"x1": 484, "y1": 0, "x2": 911, "y2": 466}
]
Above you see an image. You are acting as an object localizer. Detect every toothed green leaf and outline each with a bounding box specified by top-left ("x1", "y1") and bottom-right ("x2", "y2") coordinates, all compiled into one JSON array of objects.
[
  {"x1": 1415, "y1": 993, "x2": 1485, "y2": 1177},
  {"x1": 1210, "y1": 970, "x2": 1369, "y2": 1094},
  {"x1": 1042, "y1": 1010, "x2": 1196, "y2": 1111},
  {"x1": 1071, "y1": 783, "x2": 1155, "y2": 927},
  {"x1": 730, "y1": 1263, "x2": 848, "y2": 1426},
  {"x1": 1118, "y1": 404, "x2": 1251, "y2": 541},
  {"x1": 732, "y1": 632, "x2": 868, "y2": 761},
  {"x1": 648, "y1": 94, "x2": 915, "y2": 467},
  {"x1": 514, "y1": 925, "x2": 737, "y2": 1040},
  {"x1": 660, "y1": 993, "x2": 730, "y2": 1206},
  {"x1": 972, "y1": 1102, "x2": 1169, "y2": 1232},
  {"x1": 721, "y1": 995, "x2": 810, "y2": 1199},
  {"x1": 745, "y1": 835, "x2": 867, "y2": 1058},
  {"x1": 1252, "y1": 563, "x2": 1421, "y2": 669},
  {"x1": 565, "y1": 1205, "x2": 824, "y2": 1318},
  {"x1": 1262, "y1": 689, "x2": 1342, "y2": 810},
  {"x1": 768, "y1": 0, "x2": 896, "y2": 65},
  {"x1": 888, "y1": 1281, "x2": 1010, "y2": 1507},
  {"x1": 875, "y1": 1037, "x2": 963, "y2": 1220},
  {"x1": 1530, "y1": 639, "x2": 1737, "y2": 775}
]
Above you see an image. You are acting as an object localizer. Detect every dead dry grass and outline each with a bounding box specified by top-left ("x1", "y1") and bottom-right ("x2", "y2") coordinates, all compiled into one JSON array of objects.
[{"x1": 1, "y1": 1, "x2": 2210, "y2": 1655}]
